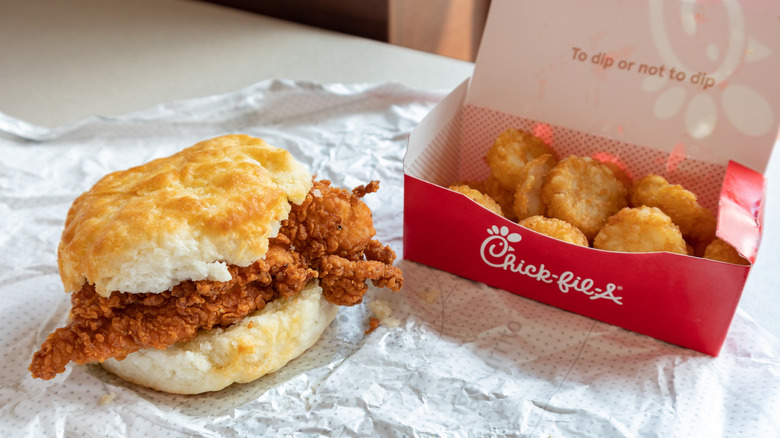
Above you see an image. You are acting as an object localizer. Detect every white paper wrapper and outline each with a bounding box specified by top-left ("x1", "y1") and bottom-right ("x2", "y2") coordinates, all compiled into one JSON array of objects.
[{"x1": 1, "y1": 79, "x2": 779, "y2": 437}]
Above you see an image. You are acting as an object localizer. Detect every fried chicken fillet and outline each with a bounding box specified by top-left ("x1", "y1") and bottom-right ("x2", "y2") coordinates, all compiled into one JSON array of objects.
[
  {"x1": 277, "y1": 180, "x2": 402, "y2": 306},
  {"x1": 29, "y1": 137, "x2": 402, "y2": 383}
]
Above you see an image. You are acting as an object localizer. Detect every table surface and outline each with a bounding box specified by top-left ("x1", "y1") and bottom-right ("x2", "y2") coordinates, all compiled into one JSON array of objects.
[
  {"x1": 0, "y1": 0, "x2": 474, "y2": 128},
  {"x1": 1, "y1": 0, "x2": 778, "y2": 340}
]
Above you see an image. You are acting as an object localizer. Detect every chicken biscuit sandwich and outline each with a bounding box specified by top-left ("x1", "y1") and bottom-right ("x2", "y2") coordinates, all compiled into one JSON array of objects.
[{"x1": 29, "y1": 135, "x2": 403, "y2": 394}]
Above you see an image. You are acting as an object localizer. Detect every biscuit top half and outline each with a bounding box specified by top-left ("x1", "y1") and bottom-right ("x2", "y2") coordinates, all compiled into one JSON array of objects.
[{"x1": 58, "y1": 135, "x2": 312, "y2": 297}]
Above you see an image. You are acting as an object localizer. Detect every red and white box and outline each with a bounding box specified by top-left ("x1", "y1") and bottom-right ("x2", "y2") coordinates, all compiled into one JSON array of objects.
[{"x1": 403, "y1": 0, "x2": 780, "y2": 355}]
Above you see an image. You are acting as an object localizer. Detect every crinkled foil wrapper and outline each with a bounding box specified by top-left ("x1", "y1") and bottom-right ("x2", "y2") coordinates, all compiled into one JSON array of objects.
[{"x1": 1, "y1": 80, "x2": 779, "y2": 437}]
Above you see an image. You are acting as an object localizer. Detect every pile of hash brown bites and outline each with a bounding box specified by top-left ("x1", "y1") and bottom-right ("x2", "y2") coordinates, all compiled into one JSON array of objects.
[{"x1": 448, "y1": 128, "x2": 748, "y2": 265}]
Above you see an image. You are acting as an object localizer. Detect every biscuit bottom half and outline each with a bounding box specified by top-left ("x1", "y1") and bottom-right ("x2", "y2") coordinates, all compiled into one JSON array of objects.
[{"x1": 102, "y1": 282, "x2": 338, "y2": 394}]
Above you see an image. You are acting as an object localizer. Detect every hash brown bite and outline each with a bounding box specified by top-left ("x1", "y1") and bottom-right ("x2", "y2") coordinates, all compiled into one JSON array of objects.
[
  {"x1": 703, "y1": 238, "x2": 750, "y2": 265},
  {"x1": 542, "y1": 156, "x2": 628, "y2": 241},
  {"x1": 630, "y1": 174, "x2": 716, "y2": 252},
  {"x1": 518, "y1": 215, "x2": 588, "y2": 247},
  {"x1": 449, "y1": 184, "x2": 504, "y2": 216},
  {"x1": 485, "y1": 128, "x2": 557, "y2": 191},
  {"x1": 593, "y1": 206, "x2": 688, "y2": 254},
  {"x1": 450, "y1": 179, "x2": 487, "y2": 194},
  {"x1": 512, "y1": 153, "x2": 558, "y2": 221},
  {"x1": 484, "y1": 174, "x2": 517, "y2": 220},
  {"x1": 600, "y1": 160, "x2": 633, "y2": 193}
]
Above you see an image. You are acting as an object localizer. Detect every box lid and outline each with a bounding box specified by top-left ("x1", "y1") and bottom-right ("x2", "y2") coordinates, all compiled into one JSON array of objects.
[{"x1": 467, "y1": 0, "x2": 780, "y2": 173}]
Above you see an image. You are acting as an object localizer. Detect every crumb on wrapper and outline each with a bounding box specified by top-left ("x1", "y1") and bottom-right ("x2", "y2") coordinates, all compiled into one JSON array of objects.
[
  {"x1": 421, "y1": 289, "x2": 440, "y2": 304},
  {"x1": 365, "y1": 317, "x2": 381, "y2": 334},
  {"x1": 367, "y1": 299, "x2": 401, "y2": 331},
  {"x1": 99, "y1": 392, "x2": 116, "y2": 405}
]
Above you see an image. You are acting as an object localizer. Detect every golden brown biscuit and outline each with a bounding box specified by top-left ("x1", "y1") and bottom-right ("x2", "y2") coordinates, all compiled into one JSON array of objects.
[{"x1": 58, "y1": 135, "x2": 313, "y2": 297}]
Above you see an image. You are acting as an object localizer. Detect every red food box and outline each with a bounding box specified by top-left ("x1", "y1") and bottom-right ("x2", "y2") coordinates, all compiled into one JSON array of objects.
[{"x1": 403, "y1": 0, "x2": 780, "y2": 355}]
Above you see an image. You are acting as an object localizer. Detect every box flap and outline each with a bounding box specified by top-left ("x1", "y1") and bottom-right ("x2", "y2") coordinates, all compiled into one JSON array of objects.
[
  {"x1": 718, "y1": 160, "x2": 765, "y2": 262},
  {"x1": 467, "y1": 0, "x2": 780, "y2": 173},
  {"x1": 405, "y1": 79, "x2": 469, "y2": 183}
]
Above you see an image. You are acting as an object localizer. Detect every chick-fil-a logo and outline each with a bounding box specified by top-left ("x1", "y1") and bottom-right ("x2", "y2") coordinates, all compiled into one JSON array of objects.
[{"x1": 480, "y1": 225, "x2": 623, "y2": 305}]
